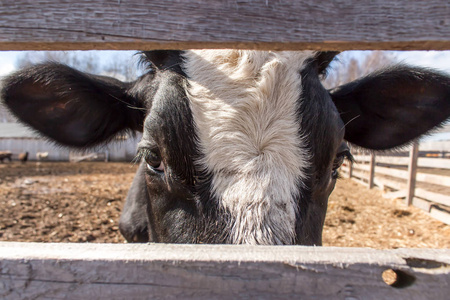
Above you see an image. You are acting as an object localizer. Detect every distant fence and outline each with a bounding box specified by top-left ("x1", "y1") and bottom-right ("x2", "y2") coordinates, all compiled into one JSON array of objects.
[{"x1": 340, "y1": 141, "x2": 450, "y2": 225}]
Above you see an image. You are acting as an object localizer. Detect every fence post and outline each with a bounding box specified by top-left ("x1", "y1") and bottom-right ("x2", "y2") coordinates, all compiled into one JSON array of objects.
[
  {"x1": 348, "y1": 160, "x2": 353, "y2": 179},
  {"x1": 368, "y1": 153, "x2": 375, "y2": 189},
  {"x1": 406, "y1": 141, "x2": 419, "y2": 206}
]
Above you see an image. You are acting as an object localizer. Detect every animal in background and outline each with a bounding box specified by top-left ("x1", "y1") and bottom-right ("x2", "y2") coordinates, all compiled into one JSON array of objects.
[
  {"x1": 0, "y1": 151, "x2": 12, "y2": 163},
  {"x1": 36, "y1": 152, "x2": 49, "y2": 161},
  {"x1": 18, "y1": 151, "x2": 29, "y2": 163}
]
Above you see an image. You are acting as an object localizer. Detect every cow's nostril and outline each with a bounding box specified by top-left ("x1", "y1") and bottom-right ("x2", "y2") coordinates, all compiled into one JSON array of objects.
[
  {"x1": 121, "y1": 230, "x2": 149, "y2": 243},
  {"x1": 122, "y1": 228, "x2": 149, "y2": 243},
  {"x1": 119, "y1": 221, "x2": 149, "y2": 243},
  {"x1": 131, "y1": 231, "x2": 150, "y2": 243}
]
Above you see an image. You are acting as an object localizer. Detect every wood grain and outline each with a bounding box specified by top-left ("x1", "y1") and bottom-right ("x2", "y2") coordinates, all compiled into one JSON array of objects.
[
  {"x1": 0, "y1": 242, "x2": 449, "y2": 299},
  {"x1": 0, "y1": 0, "x2": 449, "y2": 51}
]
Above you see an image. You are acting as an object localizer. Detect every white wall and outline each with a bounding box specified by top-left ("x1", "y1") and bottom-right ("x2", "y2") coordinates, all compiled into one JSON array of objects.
[{"x1": 0, "y1": 135, "x2": 141, "y2": 162}]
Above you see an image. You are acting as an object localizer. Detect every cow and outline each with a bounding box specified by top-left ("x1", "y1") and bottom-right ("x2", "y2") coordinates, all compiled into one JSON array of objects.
[
  {"x1": 18, "y1": 151, "x2": 29, "y2": 162},
  {"x1": 36, "y1": 152, "x2": 49, "y2": 161},
  {"x1": 2, "y1": 50, "x2": 450, "y2": 245},
  {"x1": 0, "y1": 151, "x2": 12, "y2": 163}
]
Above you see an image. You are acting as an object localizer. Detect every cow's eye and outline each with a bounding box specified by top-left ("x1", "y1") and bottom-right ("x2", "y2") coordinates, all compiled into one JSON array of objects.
[
  {"x1": 145, "y1": 151, "x2": 164, "y2": 172},
  {"x1": 331, "y1": 150, "x2": 353, "y2": 179},
  {"x1": 137, "y1": 148, "x2": 165, "y2": 173}
]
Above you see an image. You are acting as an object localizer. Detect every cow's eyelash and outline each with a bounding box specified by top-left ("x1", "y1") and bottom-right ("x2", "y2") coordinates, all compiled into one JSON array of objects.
[
  {"x1": 332, "y1": 150, "x2": 353, "y2": 180},
  {"x1": 339, "y1": 150, "x2": 354, "y2": 163},
  {"x1": 134, "y1": 147, "x2": 152, "y2": 164},
  {"x1": 135, "y1": 147, "x2": 155, "y2": 162}
]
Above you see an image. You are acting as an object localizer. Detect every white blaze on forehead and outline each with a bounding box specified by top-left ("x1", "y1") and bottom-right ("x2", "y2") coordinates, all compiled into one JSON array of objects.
[{"x1": 184, "y1": 50, "x2": 313, "y2": 245}]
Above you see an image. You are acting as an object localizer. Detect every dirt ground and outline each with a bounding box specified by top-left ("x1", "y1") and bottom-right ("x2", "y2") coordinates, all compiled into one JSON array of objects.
[{"x1": 0, "y1": 162, "x2": 449, "y2": 248}]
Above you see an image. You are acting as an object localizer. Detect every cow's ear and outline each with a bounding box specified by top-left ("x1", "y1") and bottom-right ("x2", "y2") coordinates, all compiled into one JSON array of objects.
[
  {"x1": 330, "y1": 65, "x2": 450, "y2": 150},
  {"x1": 2, "y1": 63, "x2": 146, "y2": 148}
]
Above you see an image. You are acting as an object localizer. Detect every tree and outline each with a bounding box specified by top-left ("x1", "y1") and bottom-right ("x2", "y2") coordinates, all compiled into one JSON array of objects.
[
  {"x1": 323, "y1": 51, "x2": 398, "y2": 89},
  {"x1": 14, "y1": 51, "x2": 139, "y2": 81}
]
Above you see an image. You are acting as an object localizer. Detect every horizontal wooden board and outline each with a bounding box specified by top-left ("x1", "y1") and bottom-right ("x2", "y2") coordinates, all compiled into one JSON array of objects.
[
  {"x1": 418, "y1": 158, "x2": 450, "y2": 170},
  {"x1": 383, "y1": 190, "x2": 407, "y2": 200},
  {"x1": 415, "y1": 189, "x2": 450, "y2": 207},
  {"x1": 416, "y1": 172, "x2": 450, "y2": 188},
  {"x1": 354, "y1": 164, "x2": 450, "y2": 188},
  {"x1": 353, "y1": 155, "x2": 450, "y2": 170},
  {"x1": 376, "y1": 166, "x2": 407, "y2": 180},
  {"x1": 0, "y1": 0, "x2": 449, "y2": 50},
  {"x1": 0, "y1": 242, "x2": 449, "y2": 299},
  {"x1": 348, "y1": 169, "x2": 369, "y2": 182},
  {"x1": 373, "y1": 177, "x2": 405, "y2": 191},
  {"x1": 412, "y1": 197, "x2": 432, "y2": 212},
  {"x1": 430, "y1": 206, "x2": 450, "y2": 225}
]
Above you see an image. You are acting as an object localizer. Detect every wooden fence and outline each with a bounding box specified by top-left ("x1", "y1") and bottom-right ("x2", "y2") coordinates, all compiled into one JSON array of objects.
[
  {"x1": 0, "y1": 1, "x2": 449, "y2": 299},
  {"x1": 340, "y1": 141, "x2": 450, "y2": 225}
]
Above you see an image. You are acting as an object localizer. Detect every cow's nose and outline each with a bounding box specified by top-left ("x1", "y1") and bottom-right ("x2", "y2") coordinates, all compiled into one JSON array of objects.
[
  {"x1": 119, "y1": 222, "x2": 149, "y2": 243},
  {"x1": 131, "y1": 232, "x2": 149, "y2": 243}
]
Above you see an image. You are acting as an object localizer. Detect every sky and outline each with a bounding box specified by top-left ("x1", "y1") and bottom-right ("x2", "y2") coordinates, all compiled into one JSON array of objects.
[
  {"x1": 1, "y1": 50, "x2": 450, "y2": 77},
  {"x1": 0, "y1": 50, "x2": 137, "y2": 78}
]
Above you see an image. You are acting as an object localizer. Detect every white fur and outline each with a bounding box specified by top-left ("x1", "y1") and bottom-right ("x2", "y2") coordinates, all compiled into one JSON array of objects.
[{"x1": 184, "y1": 50, "x2": 314, "y2": 245}]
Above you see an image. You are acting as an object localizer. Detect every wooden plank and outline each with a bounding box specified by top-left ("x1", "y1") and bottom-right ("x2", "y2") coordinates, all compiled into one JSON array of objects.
[
  {"x1": 354, "y1": 164, "x2": 406, "y2": 181},
  {"x1": 0, "y1": 242, "x2": 449, "y2": 300},
  {"x1": 430, "y1": 206, "x2": 450, "y2": 225},
  {"x1": 0, "y1": 0, "x2": 449, "y2": 51},
  {"x1": 383, "y1": 190, "x2": 407, "y2": 200},
  {"x1": 416, "y1": 172, "x2": 450, "y2": 188},
  {"x1": 356, "y1": 164, "x2": 450, "y2": 187},
  {"x1": 415, "y1": 189, "x2": 450, "y2": 207},
  {"x1": 374, "y1": 177, "x2": 405, "y2": 191},
  {"x1": 375, "y1": 166, "x2": 408, "y2": 180},
  {"x1": 350, "y1": 169, "x2": 369, "y2": 183},
  {"x1": 407, "y1": 142, "x2": 419, "y2": 206},
  {"x1": 353, "y1": 156, "x2": 442, "y2": 168},
  {"x1": 418, "y1": 158, "x2": 450, "y2": 170},
  {"x1": 353, "y1": 163, "x2": 370, "y2": 171},
  {"x1": 369, "y1": 153, "x2": 376, "y2": 189},
  {"x1": 352, "y1": 154, "x2": 372, "y2": 163},
  {"x1": 352, "y1": 177, "x2": 369, "y2": 187},
  {"x1": 354, "y1": 164, "x2": 370, "y2": 172},
  {"x1": 412, "y1": 197, "x2": 432, "y2": 212},
  {"x1": 375, "y1": 156, "x2": 410, "y2": 167}
]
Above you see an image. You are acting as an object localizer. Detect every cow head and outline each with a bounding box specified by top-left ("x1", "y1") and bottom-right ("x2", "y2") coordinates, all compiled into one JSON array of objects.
[{"x1": 2, "y1": 50, "x2": 450, "y2": 245}]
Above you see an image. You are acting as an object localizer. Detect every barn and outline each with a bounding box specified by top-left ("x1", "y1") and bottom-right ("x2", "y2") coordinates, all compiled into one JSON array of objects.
[{"x1": 0, "y1": 122, "x2": 140, "y2": 162}]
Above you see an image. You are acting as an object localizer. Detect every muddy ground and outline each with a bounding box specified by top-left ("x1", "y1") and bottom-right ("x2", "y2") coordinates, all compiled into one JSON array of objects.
[{"x1": 0, "y1": 162, "x2": 449, "y2": 248}]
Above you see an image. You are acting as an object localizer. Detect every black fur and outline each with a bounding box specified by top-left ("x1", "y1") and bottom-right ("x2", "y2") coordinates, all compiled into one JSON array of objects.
[
  {"x1": 331, "y1": 65, "x2": 450, "y2": 150},
  {"x1": 2, "y1": 63, "x2": 145, "y2": 147}
]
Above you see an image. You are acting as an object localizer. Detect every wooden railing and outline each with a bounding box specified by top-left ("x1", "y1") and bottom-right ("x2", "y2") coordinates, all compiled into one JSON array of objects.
[{"x1": 341, "y1": 141, "x2": 450, "y2": 225}]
